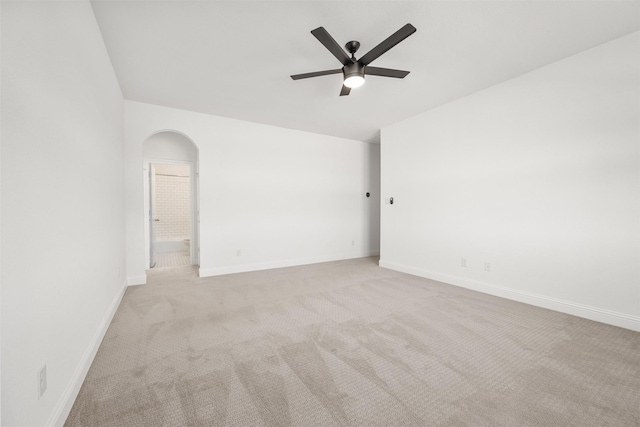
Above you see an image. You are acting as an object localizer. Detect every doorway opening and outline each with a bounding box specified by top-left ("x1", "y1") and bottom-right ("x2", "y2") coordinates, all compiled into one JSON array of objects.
[
  {"x1": 143, "y1": 131, "x2": 199, "y2": 271},
  {"x1": 149, "y1": 162, "x2": 192, "y2": 268}
]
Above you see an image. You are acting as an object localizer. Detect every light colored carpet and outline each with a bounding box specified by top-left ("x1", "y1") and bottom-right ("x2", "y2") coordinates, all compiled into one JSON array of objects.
[
  {"x1": 153, "y1": 251, "x2": 191, "y2": 268},
  {"x1": 65, "y1": 257, "x2": 640, "y2": 426}
]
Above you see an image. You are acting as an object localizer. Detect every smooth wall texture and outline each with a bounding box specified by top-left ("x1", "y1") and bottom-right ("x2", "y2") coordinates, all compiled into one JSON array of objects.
[
  {"x1": 143, "y1": 131, "x2": 197, "y2": 163},
  {"x1": 1, "y1": 1, "x2": 125, "y2": 425},
  {"x1": 125, "y1": 101, "x2": 380, "y2": 281},
  {"x1": 380, "y1": 32, "x2": 640, "y2": 330}
]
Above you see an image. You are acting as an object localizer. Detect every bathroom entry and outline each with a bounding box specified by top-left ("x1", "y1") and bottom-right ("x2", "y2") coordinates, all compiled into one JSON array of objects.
[
  {"x1": 143, "y1": 131, "x2": 199, "y2": 270},
  {"x1": 148, "y1": 162, "x2": 194, "y2": 268}
]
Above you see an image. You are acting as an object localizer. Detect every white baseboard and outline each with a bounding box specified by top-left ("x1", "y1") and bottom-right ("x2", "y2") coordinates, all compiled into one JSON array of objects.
[
  {"x1": 199, "y1": 251, "x2": 380, "y2": 277},
  {"x1": 379, "y1": 259, "x2": 640, "y2": 332},
  {"x1": 127, "y1": 274, "x2": 146, "y2": 286},
  {"x1": 48, "y1": 280, "x2": 127, "y2": 427}
]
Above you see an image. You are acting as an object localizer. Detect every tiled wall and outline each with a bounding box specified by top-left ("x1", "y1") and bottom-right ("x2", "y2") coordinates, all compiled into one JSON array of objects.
[{"x1": 152, "y1": 163, "x2": 190, "y2": 241}]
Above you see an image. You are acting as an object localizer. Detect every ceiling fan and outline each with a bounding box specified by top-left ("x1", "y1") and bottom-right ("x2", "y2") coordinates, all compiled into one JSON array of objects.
[{"x1": 291, "y1": 24, "x2": 416, "y2": 96}]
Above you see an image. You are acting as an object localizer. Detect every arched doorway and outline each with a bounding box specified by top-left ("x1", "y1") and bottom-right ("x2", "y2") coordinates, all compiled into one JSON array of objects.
[{"x1": 142, "y1": 131, "x2": 199, "y2": 269}]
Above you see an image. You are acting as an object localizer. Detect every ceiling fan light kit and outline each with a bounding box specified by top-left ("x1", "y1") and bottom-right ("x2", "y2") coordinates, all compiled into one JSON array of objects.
[
  {"x1": 344, "y1": 75, "x2": 365, "y2": 89},
  {"x1": 291, "y1": 23, "x2": 416, "y2": 96},
  {"x1": 343, "y1": 62, "x2": 365, "y2": 88}
]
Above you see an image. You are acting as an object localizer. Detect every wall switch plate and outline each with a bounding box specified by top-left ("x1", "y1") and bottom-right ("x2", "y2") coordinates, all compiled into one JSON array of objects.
[
  {"x1": 236, "y1": 249, "x2": 241, "y2": 257},
  {"x1": 484, "y1": 262, "x2": 491, "y2": 272},
  {"x1": 352, "y1": 240, "x2": 355, "y2": 246},
  {"x1": 38, "y1": 365, "x2": 47, "y2": 398},
  {"x1": 461, "y1": 258, "x2": 467, "y2": 268}
]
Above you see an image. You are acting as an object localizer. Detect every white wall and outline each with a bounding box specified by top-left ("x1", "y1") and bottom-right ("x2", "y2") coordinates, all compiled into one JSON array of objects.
[
  {"x1": 380, "y1": 32, "x2": 640, "y2": 331},
  {"x1": 143, "y1": 131, "x2": 197, "y2": 163},
  {"x1": 125, "y1": 101, "x2": 380, "y2": 282},
  {"x1": 0, "y1": 3, "x2": 3, "y2": 421},
  {"x1": 1, "y1": 1, "x2": 126, "y2": 426}
]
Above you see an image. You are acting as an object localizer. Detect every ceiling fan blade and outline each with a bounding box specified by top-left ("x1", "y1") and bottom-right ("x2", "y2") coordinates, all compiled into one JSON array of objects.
[
  {"x1": 291, "y1": 69, "x2": 342, "y2": 80},
  {"x1": 340, "y1": 85, "x2": 351, "y2": 96},
  {"x1": 365, "y1": 66, "x2": 410, "y2": 78},
  {"x1": 358, "y1": 23, "x2": 416, "y2": 66},
  {"x1": 311, "y1": 27, "x2": 353, "y2": 66}
]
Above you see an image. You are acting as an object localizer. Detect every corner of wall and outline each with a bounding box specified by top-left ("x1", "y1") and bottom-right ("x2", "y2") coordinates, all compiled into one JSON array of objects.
[{"x1": 127, "y1": 275, "x2": 147, "y2": 286}]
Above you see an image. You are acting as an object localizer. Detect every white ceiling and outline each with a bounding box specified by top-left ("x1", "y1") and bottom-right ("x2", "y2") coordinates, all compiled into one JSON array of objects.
[{"x1": 91, "y1": 1, "x2": 640, "y2": 143}]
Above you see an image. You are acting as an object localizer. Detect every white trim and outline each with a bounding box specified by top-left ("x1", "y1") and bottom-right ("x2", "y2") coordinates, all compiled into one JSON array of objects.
[
  {"x1": 127, "y1": 275, "x2": 147, "y2": 286},
  {"x1": 379, "y1": 259, "x2": 640, "y2": 332},
  {"x1": 199, "y1": 251, "x2": 380, "y2": 277},
  {"x1": 48, "y1": 280, "x2": 127, "y2": 427}
]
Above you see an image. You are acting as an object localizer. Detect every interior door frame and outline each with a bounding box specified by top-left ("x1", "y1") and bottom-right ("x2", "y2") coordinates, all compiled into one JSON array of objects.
[
  {"x1": 143, "y1": 158, "x2": 199, "y2": 269},
  {"x1": 149, "y1": 164, "x2": 157, "y2": 268}
]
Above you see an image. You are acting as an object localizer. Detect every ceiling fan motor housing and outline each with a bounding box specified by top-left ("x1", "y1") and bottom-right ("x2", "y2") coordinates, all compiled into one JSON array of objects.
[{"x1": 343, "y1": 61, "x2": 365, "y2": 80}]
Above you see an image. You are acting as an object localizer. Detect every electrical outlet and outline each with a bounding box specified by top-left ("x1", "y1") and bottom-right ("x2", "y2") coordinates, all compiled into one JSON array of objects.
[
  {"x1": 352, "y1": 240, "x2": 355, "y2": 246},
  {"x1": 484, "y1": 262, "x2": 491, "y2": 272},
  {"x1": 236, "y1": 249, "x2": 241, "y2": 257},
  {"x1": 38, "y1": 365, "x2": 47, "y2": 398},
  {"x1": 461, "y1": 258, "x2": 467, "y2": 268}
]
